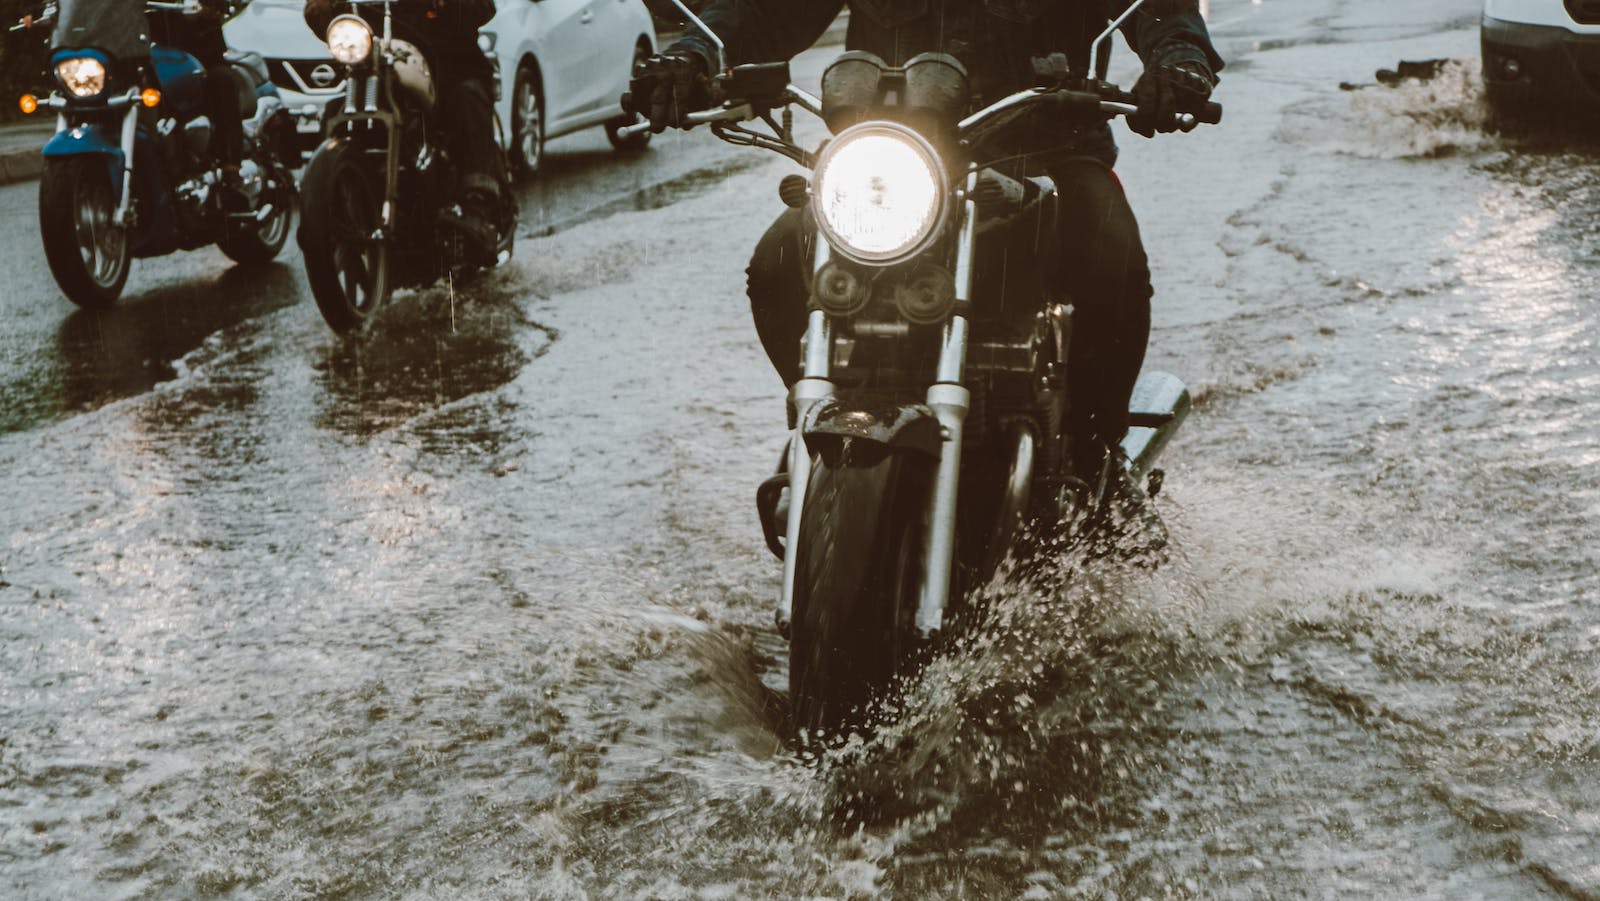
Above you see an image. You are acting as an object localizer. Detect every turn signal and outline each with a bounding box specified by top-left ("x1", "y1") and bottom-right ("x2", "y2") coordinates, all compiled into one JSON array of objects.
[
  {"x1": 18, "y1": 94, "x2": 38, "y2": 115},
  {"x1": 141, "y1": 88, "x2": 161, "y2": 108}
]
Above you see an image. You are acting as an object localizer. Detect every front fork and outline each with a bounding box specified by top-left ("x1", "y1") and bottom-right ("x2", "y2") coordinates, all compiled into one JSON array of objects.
[{"x1": 777, "y1": 180, "x2": 978, "y2": 638}]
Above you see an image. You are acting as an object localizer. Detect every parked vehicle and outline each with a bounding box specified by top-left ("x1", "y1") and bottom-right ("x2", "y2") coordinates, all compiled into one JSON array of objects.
[
  {"x1": 491, "y1": 0, "x2": 657, "y2": 174},
  {"x1": 1481, "y1": 0, "x2": 1600, "y2": 113},
  {"x1": 224, "y1": 0, "x2": 657, "y2": 171},
  {"x1": 621, "y1": 2, "x2": 1219, "y2": 738},
  {"x1": 12, "y1": 0, "x2": 298, "y2": 309},
  {"x1": 297, "y1": 0, "x2": 516, "y2": 332}
]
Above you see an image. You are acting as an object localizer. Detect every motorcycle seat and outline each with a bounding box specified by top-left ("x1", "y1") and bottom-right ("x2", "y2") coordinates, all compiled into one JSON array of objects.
[{"x1": 225, "y1": 49, "x2": 271, "y2": 87}]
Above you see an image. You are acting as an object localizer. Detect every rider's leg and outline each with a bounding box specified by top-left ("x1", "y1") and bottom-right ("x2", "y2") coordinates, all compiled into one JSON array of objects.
[
  {"x1": 443, "y1": 76, "x2": 507, "y2": 194},
  {"x1": 745, "y1": 206, "x2": 815, "y2": 389},
  {"x1": 438, "y1": 76, "x2": 506, "y2": 262},
  {"x1": 1046, "y1": 157, "x2": 1153, "y2": 482}
]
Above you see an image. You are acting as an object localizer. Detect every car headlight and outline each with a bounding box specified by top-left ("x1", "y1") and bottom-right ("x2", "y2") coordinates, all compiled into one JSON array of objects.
[
  {"x1": 326, "y1": 15, "x2": 374, "y2": 66},
  {"x1": 55, "y1": 57, "x2": 106, "y2": 98},
  {"x1": 812, "y1": 123, "x2": 948, "y2": 265}
]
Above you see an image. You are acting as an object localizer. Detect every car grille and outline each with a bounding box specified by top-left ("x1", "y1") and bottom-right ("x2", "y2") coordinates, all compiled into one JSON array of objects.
[
  {"x1": 1567, "y1": 0, "x2": 1600, "y2": 25},
  {"x1": 269, "y1": 59, "x2": 346, "y2": 95}
]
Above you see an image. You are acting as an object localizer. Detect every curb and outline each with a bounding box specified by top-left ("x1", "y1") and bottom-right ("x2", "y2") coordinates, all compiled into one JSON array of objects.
[{"x1": 0, "y1": 148, "x2": 44, "y2": 186}]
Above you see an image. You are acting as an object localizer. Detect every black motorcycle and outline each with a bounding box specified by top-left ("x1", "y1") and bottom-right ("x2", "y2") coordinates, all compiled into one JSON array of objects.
[
  {"x1": 625, "y1": 0, "x2": 1220, "y2": 738},
  {"x1": 297, "y1": 0, "x2": 515, "y2": 333},
  {"x1": 11, "y1": 0, "x2": 298, "y2": 309}
]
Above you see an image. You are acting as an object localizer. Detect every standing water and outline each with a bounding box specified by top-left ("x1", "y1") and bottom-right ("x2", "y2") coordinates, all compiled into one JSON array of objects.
[{"x1": 3, "y1": 0, "x2": 1599, "y2": 897}]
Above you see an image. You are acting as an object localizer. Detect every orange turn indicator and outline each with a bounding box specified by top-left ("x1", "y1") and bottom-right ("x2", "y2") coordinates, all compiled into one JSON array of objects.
[
  {"x1": 141, "y1": 88, "x2": 161, "y2": 108},
  {"x1": 18, "y1": 94, "x2": 38, "y2": 115}
]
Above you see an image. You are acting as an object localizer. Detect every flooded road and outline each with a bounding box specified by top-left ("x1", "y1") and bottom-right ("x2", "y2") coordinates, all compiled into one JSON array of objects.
[{"x1": 4, "y1": 0, "x2": 1600, "y2": 897}]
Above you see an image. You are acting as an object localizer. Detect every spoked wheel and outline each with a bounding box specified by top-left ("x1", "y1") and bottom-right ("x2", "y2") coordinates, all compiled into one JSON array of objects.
[
  {"x1": 510, "y1": 65, "x2": 544, "y2": 177},
  {"x1": 789, "y1": 443, "x2": 935, "y2": 742},
  {"x1": 39, "y1": 157, "x2": 130, "y2": 309},
  {"x1": 605, "y1": 42, "x2": 654, "y2": 153},
  {"x1": 219, "y1": 163, "x2": 294, "y2": 266},
  {"x1": 299, "y1": 141, "x2": 390, "y2": 333}
]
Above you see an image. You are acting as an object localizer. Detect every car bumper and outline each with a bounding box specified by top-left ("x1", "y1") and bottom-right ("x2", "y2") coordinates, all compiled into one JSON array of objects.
[{"x1": 1482, "y1": 15, "x2": 1600, "y2": 108}]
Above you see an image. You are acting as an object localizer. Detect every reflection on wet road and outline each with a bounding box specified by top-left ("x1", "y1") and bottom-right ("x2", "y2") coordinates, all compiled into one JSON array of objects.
[{"x1": 5, "y1": 1, "x2": 1600, "y2": 897}]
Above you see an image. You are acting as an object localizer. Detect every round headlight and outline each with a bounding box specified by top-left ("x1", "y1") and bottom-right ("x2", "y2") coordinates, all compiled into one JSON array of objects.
[
  {"x1": 326, "y1": 15, "x2": 374, "y2": 66},
  {"x1": 55, "y1": 57, "x2": 106, "y2": 98},
  {"x1": 812, "y1": 123, "x2": 948, "y2": 265}
]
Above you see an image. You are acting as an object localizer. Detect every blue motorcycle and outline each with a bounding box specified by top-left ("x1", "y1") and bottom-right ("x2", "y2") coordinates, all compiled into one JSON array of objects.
[{"x1": 12, "y1": 0, "x2": 298, "y2": 309}]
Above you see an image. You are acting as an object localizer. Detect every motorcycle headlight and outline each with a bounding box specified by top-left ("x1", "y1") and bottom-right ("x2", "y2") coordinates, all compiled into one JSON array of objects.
[
  {"x1": 811, "y1": 123, "x2": 948, "y2": 266},
  {"x1": 55, "y1": 57, "x2": 106, "y2": 98},
  {"x1": 326, "y1": 15, "x2": 374, "y2": 66}
]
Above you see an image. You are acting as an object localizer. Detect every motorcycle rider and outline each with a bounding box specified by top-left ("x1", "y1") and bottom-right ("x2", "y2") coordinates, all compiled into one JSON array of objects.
[
  {"x1": 146, "y1": 0, "x2": 246, "y2": 206},
  {"x1": 303, "y1": 0, "x2": 506, "y2": 263},
  {"x1": 633, "y1": 0, "x2": 1222, "y2": 508}
]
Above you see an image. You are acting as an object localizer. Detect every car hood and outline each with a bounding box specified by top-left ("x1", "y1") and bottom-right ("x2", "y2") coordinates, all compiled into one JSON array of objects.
[{"x1": 224, "y1": 0, "x2": 332, "y2": 59}]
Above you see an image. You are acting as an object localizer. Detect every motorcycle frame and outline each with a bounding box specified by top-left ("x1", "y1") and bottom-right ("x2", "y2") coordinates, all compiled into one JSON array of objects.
[
  {"x1": 648, "y1": 0, "x2": 1207, "y2": 639},
  {"x1": 321, "y1": 0, "x2": 405, "y2": 236}
]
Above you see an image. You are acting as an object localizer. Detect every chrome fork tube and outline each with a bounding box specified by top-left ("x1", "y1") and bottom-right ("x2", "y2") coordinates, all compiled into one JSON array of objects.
[
  {"x1": 113, "y1": 103, "x2": 137, "y2": 226},
  {"x1": 917, "y1": 184, "x2": 978, "y2": 635},
  {"x1": 777, "y1": 241, "x2": 838, "y2": 632}
]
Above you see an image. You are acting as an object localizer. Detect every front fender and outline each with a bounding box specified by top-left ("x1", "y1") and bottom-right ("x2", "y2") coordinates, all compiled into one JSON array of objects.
[
  {"x1": 42, "y1": 126, "x2": 124, "y2": 199},
  {"x1": 802, "y1": 393, "x2": 944, "y2": 459}
]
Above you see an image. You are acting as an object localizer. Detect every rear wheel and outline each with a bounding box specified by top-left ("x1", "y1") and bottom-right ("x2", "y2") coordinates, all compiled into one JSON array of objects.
[
  {"x1": 219, "y1": 162, "x2": 293, "y2": 265},
  {"x1": 789, "y1": 443, "x2": 934, "y2": 741},
  {"x1": 299, "y1": 141, "x2": 389, "y2": 333},
  {"x1": 39, "y1": 157, "x2": 130, "y2": 310}
]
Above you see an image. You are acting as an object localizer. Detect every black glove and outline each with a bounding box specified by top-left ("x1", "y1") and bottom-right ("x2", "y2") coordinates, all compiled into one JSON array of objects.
[
  {"x1": 1128, "y1": 58, "x2": 1215, "y2": 137},
  {"x1": 625, "y1": 53, "x2": 711, "y2": 133}
]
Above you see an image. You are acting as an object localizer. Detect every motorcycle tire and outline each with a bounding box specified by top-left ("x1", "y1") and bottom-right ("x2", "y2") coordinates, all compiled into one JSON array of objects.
[
  {"x1": 299, "y1": 139, "x2": 390, "y2": 334},
  {"x1": 39, "y1": 157, "x2": 130, "y2": 310},
  {"x1": 789, "y1": 443, "x2": 934, "y2": 742},
  {"x1": 219, "y1": 162, "x2": 294, "y2": 266}
]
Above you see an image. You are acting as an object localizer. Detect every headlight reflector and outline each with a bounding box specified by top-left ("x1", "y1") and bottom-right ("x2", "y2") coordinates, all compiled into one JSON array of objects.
[
  {"x1": 812, "y1": 124, "x2": 946, "y2": 265},
  {"x1": 327, "y1": 15, "x2": 374, "y2": 66},
  {"x1": 55, "y1": 57, "x2": 106, "y2": 98}
]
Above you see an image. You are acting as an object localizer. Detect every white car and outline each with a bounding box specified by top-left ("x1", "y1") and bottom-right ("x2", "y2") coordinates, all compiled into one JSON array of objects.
[
  {"x1": 224, "y1": 0, "x2": 657, "y2": 170},
  {"x1": 1481, "y1": 0, "x2": 1600, "y2": 111},
  {"x1": 488, "y1": 0, "x2": 657, "y2": 173}
]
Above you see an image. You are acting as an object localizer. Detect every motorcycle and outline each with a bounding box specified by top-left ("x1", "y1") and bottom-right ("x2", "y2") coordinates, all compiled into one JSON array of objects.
[
  {"x1": 625, "y1": 0, "x2": 1220, "y2": 738},
  {"x1": 11, "y1": 0, "x2": 298, "y2": 310},
  {"x1": 297, "y1": 0, "x2": 516, "y2": 334}
]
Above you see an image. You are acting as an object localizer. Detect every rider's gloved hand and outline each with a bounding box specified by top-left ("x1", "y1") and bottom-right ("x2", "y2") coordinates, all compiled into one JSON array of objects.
[
  {"x1": 625, "y1": 53, "x2": 711, "y2": 133},
  {"x1": 1128, "y1": 57, "x2": 1215, "y2": 137}
]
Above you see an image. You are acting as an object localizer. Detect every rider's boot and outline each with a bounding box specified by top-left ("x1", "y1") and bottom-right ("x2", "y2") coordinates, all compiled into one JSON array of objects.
[
  {"x1": 1064, "y1": 438, "x2": 1168, "y2": 564},
  {"x1": 438, "y1": 173, "x2": 502, "y2": 268}
]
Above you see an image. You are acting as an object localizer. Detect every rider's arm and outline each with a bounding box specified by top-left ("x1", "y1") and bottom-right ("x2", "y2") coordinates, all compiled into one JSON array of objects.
[
  {"x1": 1118, "y1": 0, "x2": 1224, "y2": 75},
  {"x1": 669, "y1": 0, "x2": 846, "y2": 72},
  {"x1": 435, "y1": 0, "x2": 495, "y2": 31}
]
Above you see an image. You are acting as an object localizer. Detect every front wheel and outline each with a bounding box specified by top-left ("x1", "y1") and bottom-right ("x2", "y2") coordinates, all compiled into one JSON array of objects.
[
  {"x1": 298, "y1": 140, "x2": 390, "y2": 333},
  {"x1": 789, "y1": 444, "x2": 934, "y2": 741},
  {"x1": 39, "y1": 157, "x2": 130, "y2": 309}
]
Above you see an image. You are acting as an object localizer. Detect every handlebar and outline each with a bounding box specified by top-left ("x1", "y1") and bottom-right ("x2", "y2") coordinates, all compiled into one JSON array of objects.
[
  {"x1": 614, "y1": 102, "x2": 754, "y2": 141},
  {"x1": 616, "y1": 79, "x2": 1221, "y2": 149}
]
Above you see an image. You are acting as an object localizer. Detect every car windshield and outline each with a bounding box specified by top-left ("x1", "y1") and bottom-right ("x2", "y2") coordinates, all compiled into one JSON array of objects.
[{"x1": 52, "y1": 0, "x2": 151, "y2": 60}]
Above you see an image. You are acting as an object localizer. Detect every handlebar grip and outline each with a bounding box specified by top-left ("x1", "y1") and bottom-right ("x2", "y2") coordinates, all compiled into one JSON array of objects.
[{"x1": 1198, "y1": 101, "x2": 1223, "y2": 125}]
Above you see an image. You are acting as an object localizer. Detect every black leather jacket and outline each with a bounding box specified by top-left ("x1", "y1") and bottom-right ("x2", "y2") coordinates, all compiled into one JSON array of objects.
[{"x1": 671, "y1": 0, "x2": 1224, "y2": 163}]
